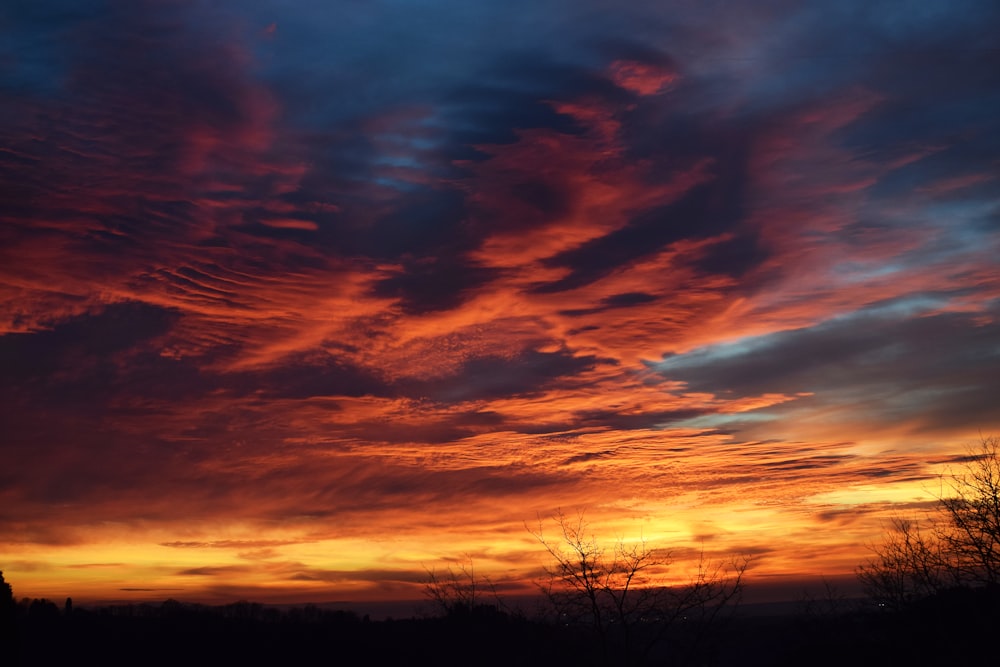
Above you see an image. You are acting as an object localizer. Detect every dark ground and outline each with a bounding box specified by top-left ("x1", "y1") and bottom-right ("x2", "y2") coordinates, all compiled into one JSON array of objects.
[{"x1": 3, "y1": 587, "x2": 998, "y2": 667}]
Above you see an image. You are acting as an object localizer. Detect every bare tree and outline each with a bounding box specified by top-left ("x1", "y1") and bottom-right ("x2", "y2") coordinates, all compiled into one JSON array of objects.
[
  {"x1": 938, "y1": 435, "x2": 1000, "y2": 586},
  {"x1": 858, "y1": 435, "x2": 1000, "y2": 607},
  {"x1": 857, "y1": 517, "x2": 955, "y2": 609},
  {"x1": 530, "y1": 510, "x2": 747, "y2": 666},
  {"x1": 423, "y1": 557, "x2": 505, "y2": 618}
]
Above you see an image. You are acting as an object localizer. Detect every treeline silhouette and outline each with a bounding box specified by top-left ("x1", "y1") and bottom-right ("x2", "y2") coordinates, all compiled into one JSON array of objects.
[
  {"x1": 0, "y1": 575, "x2": 588, "y2": 667},
  {"x1": 3, "y1": 580, "x2": 998, "y2": 666}
]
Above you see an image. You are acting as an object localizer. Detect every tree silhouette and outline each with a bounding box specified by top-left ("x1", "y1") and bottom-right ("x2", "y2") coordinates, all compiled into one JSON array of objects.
[
  {"x1": 423, "y1": 557, "x2": 505, "y2": 618},
  {"x1": 938, "y1": 435, "x2": 1000, "y2": 586},
  {"x1": 531, "y1": 510, "x2": 747, "y2": 666},
  {"x1": 0, "y1": 571, "x2": 17, "y2": 661},
  {"x1": 0, "y1": 571, "x2": 12, "y2": 612},
  {"x1": 856, "y1": 517, "x2": 953, "y2": 609},
  {"x1": 858, "y1": 435, "x2": 1000, "y2": 606}
]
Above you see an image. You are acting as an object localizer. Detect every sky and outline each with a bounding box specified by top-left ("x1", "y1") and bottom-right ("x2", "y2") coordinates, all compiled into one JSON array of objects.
[{"x1": 2, "y1": 0, "x2": 999, "y2": 606}]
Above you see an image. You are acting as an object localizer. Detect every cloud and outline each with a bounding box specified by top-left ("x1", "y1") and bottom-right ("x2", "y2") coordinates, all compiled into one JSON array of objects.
[
  {"x1": 609, "y1": 59, "x2": 677, "y2": 96},
  {"x1": 371, "y1": 255, "x2": 504, "y2": 315},
  {"x1": 2, "y1": 0, "x2": 999, "y2": 603},
  {"x1": 655, "y1": 301, "x2": 1000, "y2": 434},
  {"x1": 400, "y1": 347, "x2": 614, "y2": 402},
  {"x1": 161, "y1": 540, "x2": 305, "y2": 549}
]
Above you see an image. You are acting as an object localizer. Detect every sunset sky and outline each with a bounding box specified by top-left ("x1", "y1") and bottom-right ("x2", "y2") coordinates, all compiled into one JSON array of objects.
[{"x1": 2, "y1": 0, "x2": 999, "y2": 606}]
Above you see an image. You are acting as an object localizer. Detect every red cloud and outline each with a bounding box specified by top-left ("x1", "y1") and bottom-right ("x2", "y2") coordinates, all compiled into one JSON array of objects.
[{"x1": 609, "y1": 59, "x2": 678, "y2": 95}]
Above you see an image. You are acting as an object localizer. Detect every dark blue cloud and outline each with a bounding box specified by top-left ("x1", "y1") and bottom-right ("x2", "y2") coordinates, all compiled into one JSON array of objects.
[
  {"x1": 402, "y1": 348, "x2": 614, "y2": 403},
  {"x1": 535, "y1": 167, "x2": 751, "y2": 293},
  {"x1": 654, "y1": 300, "x2": 1000, "y2": 430},
  {"x1": 234, "y1": 354, "x2": 390, "y2": 400},
  {"x1": 371, "y1": 255, "x2": 503, "y2": 314},
  {"x1": 559, "y1": 291, "x2": 660, "y2": 318},
  {"x1": 690, "y1": 231, "x2": 769, "y2": 279}
]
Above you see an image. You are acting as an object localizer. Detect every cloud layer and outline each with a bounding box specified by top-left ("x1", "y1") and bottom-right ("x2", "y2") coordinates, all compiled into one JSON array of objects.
[{"x1": 2, "y1": 0, "x2": 999, "y2": 602}]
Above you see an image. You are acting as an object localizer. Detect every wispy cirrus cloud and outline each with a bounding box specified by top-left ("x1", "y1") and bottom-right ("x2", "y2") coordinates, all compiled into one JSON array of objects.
[{"x1": 2, "y1": 0, "x2": 999, "y2": 603}]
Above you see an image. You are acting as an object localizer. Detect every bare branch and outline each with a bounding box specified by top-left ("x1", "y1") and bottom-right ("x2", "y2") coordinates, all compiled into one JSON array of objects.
[
  {"x1": 423, "y1": 556, "x2": 493, "y2": 617},
  {"x1": 530, "y1": 510, "x2": 747, "y2": 666},
  {"x1": 858, "y1": 435, "x2": 1000, "y2": 607}
]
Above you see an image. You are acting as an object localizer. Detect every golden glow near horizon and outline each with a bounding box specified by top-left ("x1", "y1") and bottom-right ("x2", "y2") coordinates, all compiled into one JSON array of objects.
[
  {"x1": 3, "y1": 430, "x2": 970, "y2": 603},
  {"x1": 2, "y1": 1, "x2": 999, "y2": 605}
]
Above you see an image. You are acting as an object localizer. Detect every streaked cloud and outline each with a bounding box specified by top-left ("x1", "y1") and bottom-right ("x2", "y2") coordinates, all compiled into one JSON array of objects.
[{"x1": 2, "y1": 0, "x2": 999, "y2": 603}]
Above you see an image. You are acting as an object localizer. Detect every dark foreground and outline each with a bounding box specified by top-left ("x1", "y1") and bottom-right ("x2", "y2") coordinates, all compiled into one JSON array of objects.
[{"x1": 3, "y1": 588, "x2": 998, "y2": 667}]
